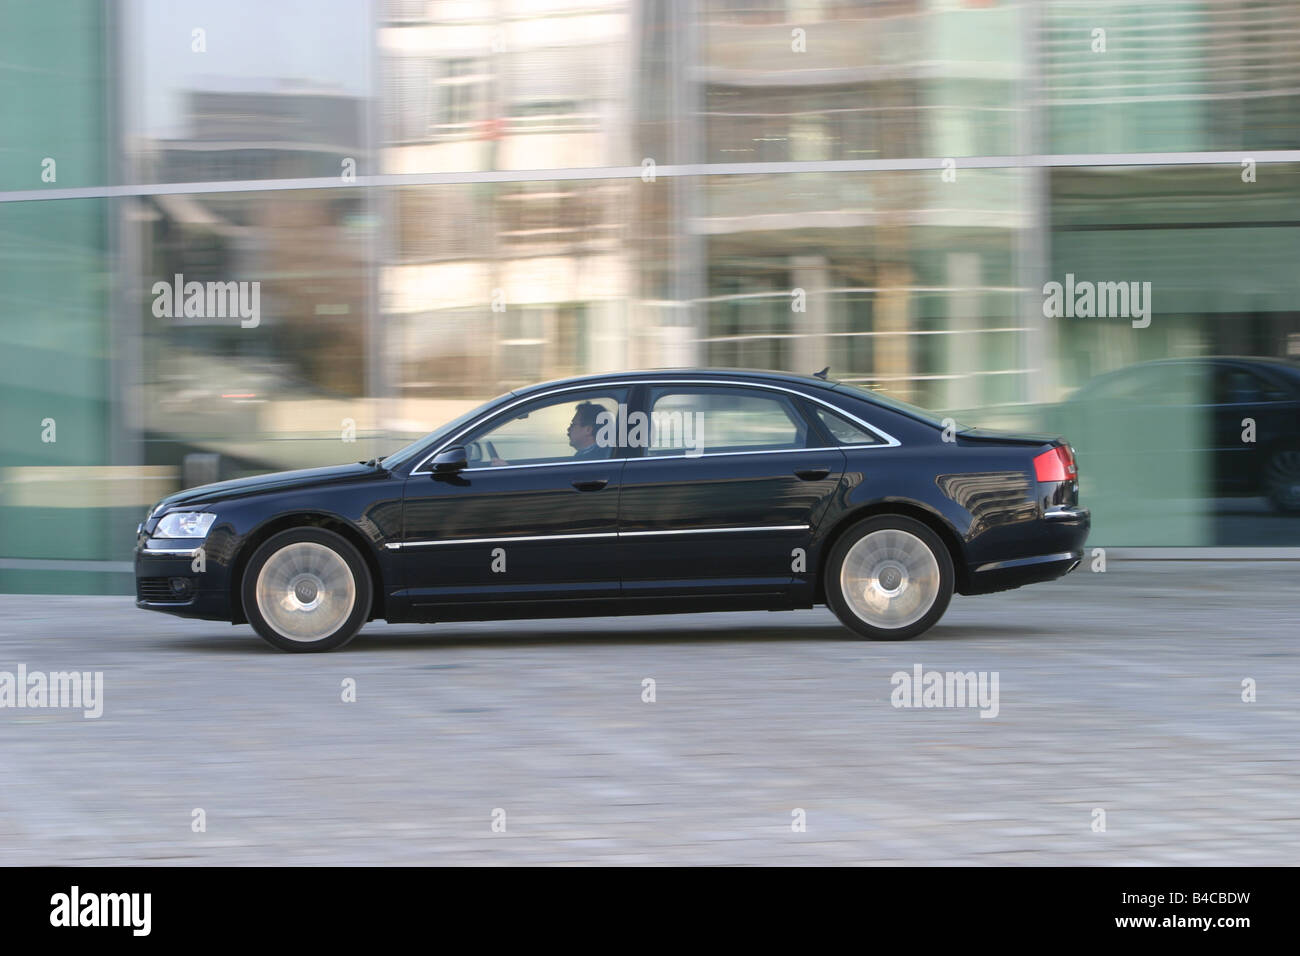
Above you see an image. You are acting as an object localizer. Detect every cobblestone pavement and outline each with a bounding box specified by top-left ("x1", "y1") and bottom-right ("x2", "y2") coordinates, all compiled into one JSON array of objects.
[{"x1": 0, "y1": 561, "x2": 1296, "y2": 865}]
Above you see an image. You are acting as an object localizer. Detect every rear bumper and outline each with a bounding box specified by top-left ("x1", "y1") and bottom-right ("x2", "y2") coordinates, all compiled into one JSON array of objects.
[
  {"x1": 1042, "y1": 506, "x2": 1090, "y2": 524},
  {"x1": 963, "y1": 507, "x2": 1090, "y2": 594},
  {"x1": 965, "y1": 550, "x2": 1083, "y2": 594}
]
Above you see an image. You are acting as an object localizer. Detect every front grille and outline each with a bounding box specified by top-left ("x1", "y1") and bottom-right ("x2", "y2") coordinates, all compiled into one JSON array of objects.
[{"x1": 138, "y1": 577, "x2": 190, "y2": 602}]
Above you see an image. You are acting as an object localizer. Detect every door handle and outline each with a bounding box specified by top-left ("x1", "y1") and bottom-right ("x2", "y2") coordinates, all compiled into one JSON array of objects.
[
  {"x1": 794, "y1": 467, "x2": 831, "y2": 481},
  {"x1": 572, "y1": 478, "x2": 609, "y2": 491}
]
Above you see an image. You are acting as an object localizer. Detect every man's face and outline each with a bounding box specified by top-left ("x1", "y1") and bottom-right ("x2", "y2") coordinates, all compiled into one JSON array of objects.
[{"x1": 567, "y1": 412, "x2": 595, "y2": 450}]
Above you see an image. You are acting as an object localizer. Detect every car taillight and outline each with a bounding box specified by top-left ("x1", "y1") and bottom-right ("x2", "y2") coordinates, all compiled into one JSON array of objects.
[{"x1": 1033, "y1": 445, "x2": 1077, "y2": 482}]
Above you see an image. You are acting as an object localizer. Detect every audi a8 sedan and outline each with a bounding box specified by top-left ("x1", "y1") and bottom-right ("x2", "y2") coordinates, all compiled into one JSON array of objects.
[{"x1": 135, "y1": 369, "x2": 1090, "y2": 652}]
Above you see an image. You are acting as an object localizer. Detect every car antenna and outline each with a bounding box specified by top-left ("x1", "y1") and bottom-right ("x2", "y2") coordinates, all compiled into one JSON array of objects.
[{"x1": 813, "y1": 366, "x2": 829, "y2": 380}]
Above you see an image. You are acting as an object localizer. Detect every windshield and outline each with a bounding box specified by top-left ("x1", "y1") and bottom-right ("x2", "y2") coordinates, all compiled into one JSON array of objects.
[
  {"x1": 835, "y1": 382, "x2": 966, "y2": 430},
  {"x1": 377, "y1": 392, "x2": 514, "y2": 470}
]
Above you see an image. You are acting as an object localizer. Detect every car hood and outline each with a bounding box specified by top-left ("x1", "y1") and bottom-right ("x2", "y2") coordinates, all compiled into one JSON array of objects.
[{"x1": 151, "y1": 462, "x2": 379, "y2": 513}]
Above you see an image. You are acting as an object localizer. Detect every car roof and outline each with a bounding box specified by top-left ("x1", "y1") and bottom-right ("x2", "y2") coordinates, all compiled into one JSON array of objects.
[
  {"x1": 1077, "y1": 355, "x2": 1300, "y2": 395},
  {"x1": 510, "y1": 368, "x2": 841, "y2": 397}
]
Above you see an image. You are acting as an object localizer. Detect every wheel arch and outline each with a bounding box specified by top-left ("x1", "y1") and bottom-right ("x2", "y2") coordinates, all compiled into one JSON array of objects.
[
  {"x1": 814, "y1": 501, "x2": 969, "y2": 601},
  {"x1": 229, "y1": 512, "x2": 386, "y2": 624}
]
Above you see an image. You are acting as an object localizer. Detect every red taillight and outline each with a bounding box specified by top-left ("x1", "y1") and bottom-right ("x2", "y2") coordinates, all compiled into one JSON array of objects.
[{"x1": 1033, "y1": 445, "x2": 1077, "y2": 482}]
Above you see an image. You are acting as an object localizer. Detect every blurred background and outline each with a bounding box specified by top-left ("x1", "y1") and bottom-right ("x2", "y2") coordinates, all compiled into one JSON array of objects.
[{"x1": 2, "y1": 0, "x2": 1300, "y2": 595}]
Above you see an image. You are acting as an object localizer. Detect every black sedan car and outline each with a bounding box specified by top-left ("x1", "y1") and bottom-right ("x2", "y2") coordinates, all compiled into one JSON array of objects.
[{"x1": 136, "y1": 369, "x2": 1090, "y2": 652}]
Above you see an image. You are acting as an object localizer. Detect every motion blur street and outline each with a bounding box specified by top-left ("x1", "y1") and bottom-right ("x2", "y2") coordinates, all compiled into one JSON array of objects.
[{"x1": 2, "y1": 560, "x2": 1295, "y2": 866}]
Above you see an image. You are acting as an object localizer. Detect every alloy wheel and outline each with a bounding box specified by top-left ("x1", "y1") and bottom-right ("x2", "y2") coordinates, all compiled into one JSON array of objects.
[
  {"x1": 255, "y1": 541, "x2": 357, "y2": 642},
  {"x1": 838, "y1": 528, "x2": 942, "y2": 630}
]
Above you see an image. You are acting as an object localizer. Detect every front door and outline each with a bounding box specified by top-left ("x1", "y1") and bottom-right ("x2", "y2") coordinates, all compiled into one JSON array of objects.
[{"x1": 398, "y1": 386, "x2": 630, "y2": 616}]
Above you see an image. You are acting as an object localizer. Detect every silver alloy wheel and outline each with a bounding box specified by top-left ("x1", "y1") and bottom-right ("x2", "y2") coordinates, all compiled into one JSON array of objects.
[
  {"x1": 255, "y1": 541, "x2": 357, "y2": 642},
  {"x1": 1265, "y1": 448, "x2": 1300, "y2": 510},
  {"x1": 839, "y1": 528, "x2": 941, "y2": 630}
]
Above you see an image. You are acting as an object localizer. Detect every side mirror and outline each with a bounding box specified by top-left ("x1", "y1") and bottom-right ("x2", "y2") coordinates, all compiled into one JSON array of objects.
[{"x1": 431, "y1": 446, "x2": 468, "y2": 474}]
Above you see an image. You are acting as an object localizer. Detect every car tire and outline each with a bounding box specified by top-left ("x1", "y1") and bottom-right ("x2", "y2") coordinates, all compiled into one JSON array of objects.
[
  {"x1": 1264, "y1": 445, "x2": 1300, "y2": 514},
  {"x1": 242, "y1": 527, "x2": 372, "y2": 653},
  {"x1": 824, "y1": 515, "x2": 954, "y2": 641}
]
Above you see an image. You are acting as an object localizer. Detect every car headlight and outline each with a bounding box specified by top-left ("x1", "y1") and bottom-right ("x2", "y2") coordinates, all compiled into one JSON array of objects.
[{"x1": 153, "y1": 512, "x2": 217, "y2": 538}]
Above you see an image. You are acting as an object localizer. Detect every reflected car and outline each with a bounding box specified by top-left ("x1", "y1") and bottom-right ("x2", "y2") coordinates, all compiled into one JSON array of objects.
[
  {"x1": 135, "y1": 369, "x2": 1090, "y2": 652},
  {"x1": 1047, "y1": 356, "x2": 1300, "y2": 512}
]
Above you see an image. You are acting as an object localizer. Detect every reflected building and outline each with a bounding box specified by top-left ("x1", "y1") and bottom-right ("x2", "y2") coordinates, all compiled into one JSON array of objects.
[
  {"x1": 380, "y1": 0, "x2": 638, "y2": 394},
  {"x1": 3, "y1": 0, "x2": 1300, "y2": 594},
  {"x1": 144, "y1": 87, "x2": 371, "y2": 401},
  {"x1": 694, "y1": 0, "x2": 1028, "y2": 412}
]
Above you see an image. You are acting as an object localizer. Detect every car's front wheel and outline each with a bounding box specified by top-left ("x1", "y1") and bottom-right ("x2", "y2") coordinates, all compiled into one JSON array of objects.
[
  {"x1": 242, "y1": 527, "x2": 372, "y2": 652},
  {"x1": 825, "y1": 515, "x2": 954, "y2": 641}
]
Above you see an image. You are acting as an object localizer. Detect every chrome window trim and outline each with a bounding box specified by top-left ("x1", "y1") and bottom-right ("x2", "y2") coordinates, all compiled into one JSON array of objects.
[
  {"x1": 431, "y1": 457, "x2": 629, "y2": 475},
  {"x1": 388, "y1": 524, "x2": 810, "y2": 550},
  {"x1": 631, "y1": 445, "x2": 845, "y2": 462},
  {"x1": 428, "y1": 445, "x2": 854, "y2": 475},
  {"x1": 409, "y1": 378, "x2": 900, "y2": 475}
]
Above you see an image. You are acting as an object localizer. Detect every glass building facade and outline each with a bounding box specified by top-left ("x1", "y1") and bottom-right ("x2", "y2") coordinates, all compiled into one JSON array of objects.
[{"x1": 3, "y1": 0, "x2": 1300, "y2": 594}]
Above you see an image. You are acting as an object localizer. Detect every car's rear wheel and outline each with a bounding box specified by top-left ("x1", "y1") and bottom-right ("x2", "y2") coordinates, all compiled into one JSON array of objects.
[
  {"x1": 825, "y1": 515, "x2": 954, "y2": 641},
  {"x1": 1264, "y1": 445, "x2": 1300, "y2": 514},
  {"x1": 242, "y1": 528, "x2": 372, "y2": 652}
]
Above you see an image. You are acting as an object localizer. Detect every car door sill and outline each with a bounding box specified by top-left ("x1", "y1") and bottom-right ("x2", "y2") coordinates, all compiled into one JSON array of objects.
[{"x1": 392, "y1": 592, "x2": 795, "y2": 623}]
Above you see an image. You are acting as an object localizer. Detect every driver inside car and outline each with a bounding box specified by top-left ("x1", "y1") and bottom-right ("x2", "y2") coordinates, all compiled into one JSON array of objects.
[{"x1": 489, "y1": 401, "x2": 612, "y2": 466}]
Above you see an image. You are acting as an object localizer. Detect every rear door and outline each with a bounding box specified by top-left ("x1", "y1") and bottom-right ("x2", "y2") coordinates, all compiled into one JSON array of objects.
[{"x1": 616, "y1": 383, "x2": 845, "y2": 600}]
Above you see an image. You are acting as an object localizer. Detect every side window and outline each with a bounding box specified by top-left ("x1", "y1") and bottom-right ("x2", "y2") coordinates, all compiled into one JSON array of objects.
[
  {"x1": 1213, "y1": 366, "x2": 1288, "y2": 404},
  {"x1": 460, "y1": 390, "x2": 625, "y2": 468},
  {"x1": 1148, "y1": 363, "x2": 1208, "y2": 406},
  {"x1": 643, "y1": 387, "x2": 809, "y2": 457},
  {"x1": 1084, "y1": 364, "x2": 1204, "y2": 405},
  {"x1": 1083, "y1": 369, "x2": 1148, "y2": 402},
  {"x1": 811, "y1": 405, "x2": 882, "y2": 445}
]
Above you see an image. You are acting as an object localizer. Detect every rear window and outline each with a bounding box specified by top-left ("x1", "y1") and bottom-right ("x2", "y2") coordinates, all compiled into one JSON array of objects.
[
  {"x1": 812, "y1": 406, "x2": 881, "y2": 445},
  {"x1": 835, "y1": 383, "x2": 963, "y2": 430}
]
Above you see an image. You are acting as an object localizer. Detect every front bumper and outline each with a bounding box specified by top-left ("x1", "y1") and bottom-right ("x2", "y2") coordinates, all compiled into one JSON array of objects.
[{"x1": 134, "y1": 537, "x2": 231, "y2": 620}]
